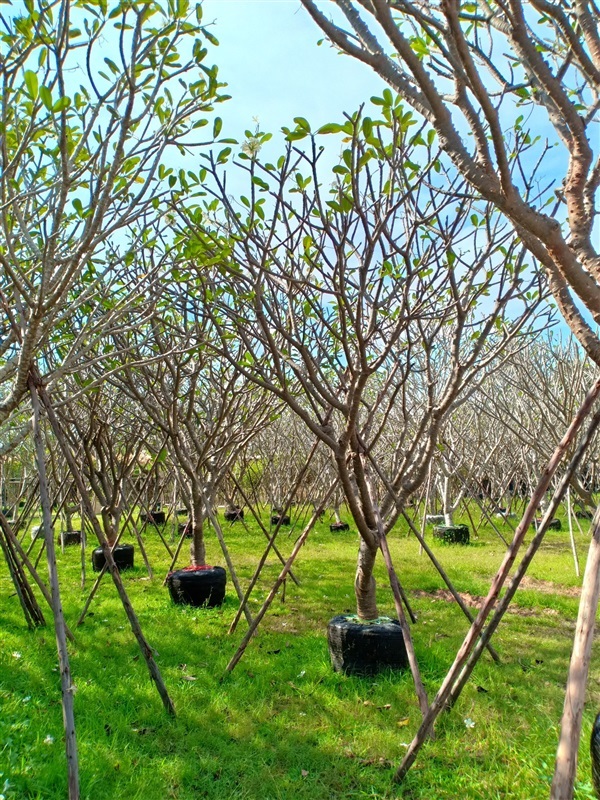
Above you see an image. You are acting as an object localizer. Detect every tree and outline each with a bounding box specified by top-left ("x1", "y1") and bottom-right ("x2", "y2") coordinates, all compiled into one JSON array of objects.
[
  {"x1": 0, "y1": 2, "x2": 226, "y2": 795},
  {"x1": 297, "y1": 3, "x2": 600, "y2": 789},
  {"x1": 300, "y1": 0, "x2": 600, "y2": 364},
  {"x1": 0, "y1": 0, "x2": 226, "y2": 419},
  {"x1": 179, "y1": 107, "x2": 547, "y2": 709}
]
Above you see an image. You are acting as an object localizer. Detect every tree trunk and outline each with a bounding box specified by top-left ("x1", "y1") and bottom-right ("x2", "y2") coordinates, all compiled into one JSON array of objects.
[
  {"x1": 441, "y1": 477, "x2": 453, "y2": 526},
  {"x1": 355, "y1": 537, "x2": 379, "y2": 620},
  {"x1": 189, "y1": 489, "x2": 206, "y2": 566},
  {"x1": 100, "y1": 507, "x2": 118, "y2": 547},
  {"x1": 550, "y1": 505, "x2": 600, "y2": 800}
]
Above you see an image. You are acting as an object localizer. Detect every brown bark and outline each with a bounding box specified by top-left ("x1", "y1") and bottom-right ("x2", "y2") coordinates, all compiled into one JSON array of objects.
[{"x1": 355, "y1": 537, "x2": 379, "y2": 620}]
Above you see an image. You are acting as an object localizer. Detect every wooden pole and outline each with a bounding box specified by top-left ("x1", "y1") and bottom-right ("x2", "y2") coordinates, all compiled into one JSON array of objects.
[
  {"x1": 226, "y1": 480, "x2": 338, "y2": 672},
  {"x1": 550, "y1": 507, "x2": 600, "y2": 799},
  {"x1": 29, "y1": 377, "x2": 80, "y2": 800},
  {"x1": 394, "y1": 377, "x2": 600, "y2": 783},
  {"x1": 37, "y1": 383, "x2": 176, "y2": 717},
  {"x1": 566, "y1": 488, "x2": 581, "y2": 578}
]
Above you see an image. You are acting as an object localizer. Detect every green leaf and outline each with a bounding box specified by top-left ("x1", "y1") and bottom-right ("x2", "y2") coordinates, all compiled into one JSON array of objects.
[
  {"x1": 293, "y1": 117, "x2": 311, "y2": 132},
  {"x1": 24, "y1": 70, "x2": 38, "y2": 99},
  {"x1": 52, "y1": 95, "x2": 71, "y2": 112},
  {"x1": 317, "y1": 122, "x2": 344, "y2": 134},
  {"x1": 39, "y1": 86, "x2": 53, "y2": 110},
  {"x1": 213, "y1": 116, "x2": 222, "y2": 138},
  {"x1": 216, "y1": 146, "x2": 232, "y2": 164}
]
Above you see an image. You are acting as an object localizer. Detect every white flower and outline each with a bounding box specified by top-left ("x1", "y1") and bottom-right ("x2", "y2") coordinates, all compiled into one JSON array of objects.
[
  {"x1": 22, "y1": 696, "x2": 31, "y2": 703},
  {"x1": 297, "y1": 670, "x2": 306, "y2": 678},
  {"x1": 12, "y1": 651, "x2": 21, "y2": 659},
  {"x1": 464, "y1": 717, "x2": 475, "y2": 729},
  {"x1": 44, "y1": 735, "x2": 54, "y2": 745}
]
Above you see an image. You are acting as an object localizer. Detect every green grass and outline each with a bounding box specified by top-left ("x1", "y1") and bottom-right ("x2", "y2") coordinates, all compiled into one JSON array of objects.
[{"x1": 1, "y1": 507, "x2": 599, "y2": 799}]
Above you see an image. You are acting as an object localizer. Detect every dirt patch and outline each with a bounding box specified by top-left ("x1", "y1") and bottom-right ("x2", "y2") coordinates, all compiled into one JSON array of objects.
[
  {"x1": 518, "y1": 575, "x2": 581, "y2": 597},
  {"x1": 412, "y1": 588, "x2": 562, "y2": 617}
]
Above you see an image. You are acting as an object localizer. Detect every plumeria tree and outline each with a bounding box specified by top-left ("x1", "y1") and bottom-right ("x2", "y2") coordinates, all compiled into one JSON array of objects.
[
  {"x1": 297, "y1": 4, "x2": 600, "y2": 788},
  {"x1": 176, "y1": 106, "x2": 549, "y2": 708}
]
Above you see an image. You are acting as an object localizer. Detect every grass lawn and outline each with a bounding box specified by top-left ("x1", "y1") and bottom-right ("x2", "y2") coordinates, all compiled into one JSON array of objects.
[{"x1": 1, "y1": 507, "x2": 598, "y2": 799}]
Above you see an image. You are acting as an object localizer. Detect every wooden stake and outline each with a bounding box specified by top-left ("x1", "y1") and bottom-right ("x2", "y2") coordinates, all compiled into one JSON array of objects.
[
  {"x1": 29, "y1": 376, "x2": 80, "y2": 800},
  {"x1": 37, "y1": 384, "x2": 176, "y2": 717},
  {"x1": 550, "y1": 507, "x2": 600, "y2": 799},
  {"x1": 394, "y1": 376, "x2": 600, "y2": 783}
]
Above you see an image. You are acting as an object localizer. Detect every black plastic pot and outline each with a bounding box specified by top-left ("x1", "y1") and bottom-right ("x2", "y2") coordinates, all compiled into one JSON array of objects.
[
  {"x1": 271, "y1": 515, "x2": 290, "y2": 526},
  {"x1": 58, "y1": 530, "x2": 81, "y2": 547},
  {"x1": 330, "y1": 522, "x2": 350, "y2": 532},
  {"x1": 178, "y1": 522, "x2": 192, "y2": 538},
  {"x1": 433, "y1": 524, "x2": 470, "y2": 544},
  {"x1": 591, "y1": 712, "x2": 600, "y2": 798},
  {"x1": 167, "y1": 566, "x2": 226, "y2": 608},
  {"x1": 140, "y1": 511, "x2": 166, "y2": 526},
  {"x1": 327, "y1": 614, "x2": 409, "y2": 676},
  {"x1": 531, "y1": 518, "x2": 562, "y2": 531},
  {"x1": 92, "y1": 543, "x2": 135, "y2": 572},
  {"x1": 224, "y1": 507, "x2": 244, "y2": 522}
]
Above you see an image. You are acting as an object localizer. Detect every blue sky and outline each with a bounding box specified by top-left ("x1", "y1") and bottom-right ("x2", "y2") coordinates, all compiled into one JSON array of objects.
[{"x1": 201, "y1": 0, "x2": 387, "y2": 142}]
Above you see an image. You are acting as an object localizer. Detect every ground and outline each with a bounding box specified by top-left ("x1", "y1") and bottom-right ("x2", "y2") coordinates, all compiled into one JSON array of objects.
[{"x1": 0, "y1": 506, "x2": 598, "y2": 799}]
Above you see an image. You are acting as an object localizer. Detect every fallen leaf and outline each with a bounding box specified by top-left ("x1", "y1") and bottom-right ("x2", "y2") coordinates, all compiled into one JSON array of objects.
[
  {"x1": 182, "y1": 675, "x2": 197, "y2": 681},
  {"x1": 301, "y1": 770, "x2": 309, "y2": 777},
  {"x1": 378, "y1": 704, "x2": 391, "y2": 711},
  {"x1": 397, "y1": 718, "x2": 410, "y2": 727}
]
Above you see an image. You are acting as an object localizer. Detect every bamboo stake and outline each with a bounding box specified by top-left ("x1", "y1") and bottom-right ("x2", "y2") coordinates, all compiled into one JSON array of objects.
[
  {"x1": 394, "y1": 376, "x2": 600, "y2": 783},
  {"x1": 225, "y1": 479, "x2": 338, "y2": 673},
  {"x1": 444, "y1": 405, "x2": 600, "y2": 711},
  {"x1": 203, "y1": 495, "x2": 253, "y2": 626},
  {"x1": 228, "y1": 439, "x2": 323, "y2": 635},
  {"x1": 0, "y1": 509, "x2": 76, "y2": 640},
  {"x1": 226, "y1": 467, "x2": 300, "y2": 585},
  {"x1": 30, "y1": 377, "x2": 80, "y2": 800},
  {"x1": 366, "y1": 475, "x2": 429, "y2": 718},
  {"x1": 566, "y1": 488, "x2": 581, "y2": 578},
  {"x1": 402, "y1": 510, "x2": 500, "y2": 663},
  {"x1": 37, "y1": 384, "x2": 176, "y2": 717},
  {"x1": 550, "y1": 507, "x2": 600, "y2": 799}
]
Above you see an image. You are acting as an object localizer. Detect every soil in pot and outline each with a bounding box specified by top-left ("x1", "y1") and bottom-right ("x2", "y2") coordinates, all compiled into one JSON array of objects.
[
  {"x1": 432, "y1": 524, "x2": 470, "y2": 544},
  {"x1": 167, "y1": 565, "x2": 226, "y2": 607},
  {"x1": 327, "y1": 614, "x2": 409, "y2": 676},
  {"x1": 58, "y1": 530, "x2": 82, "y2": 547},
  {"x1": 92, "y1": 543, "x2": 135, "y2": 572},
  {"x1": 330, "y1": 521, "x2": 350, "y2": 532}
]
